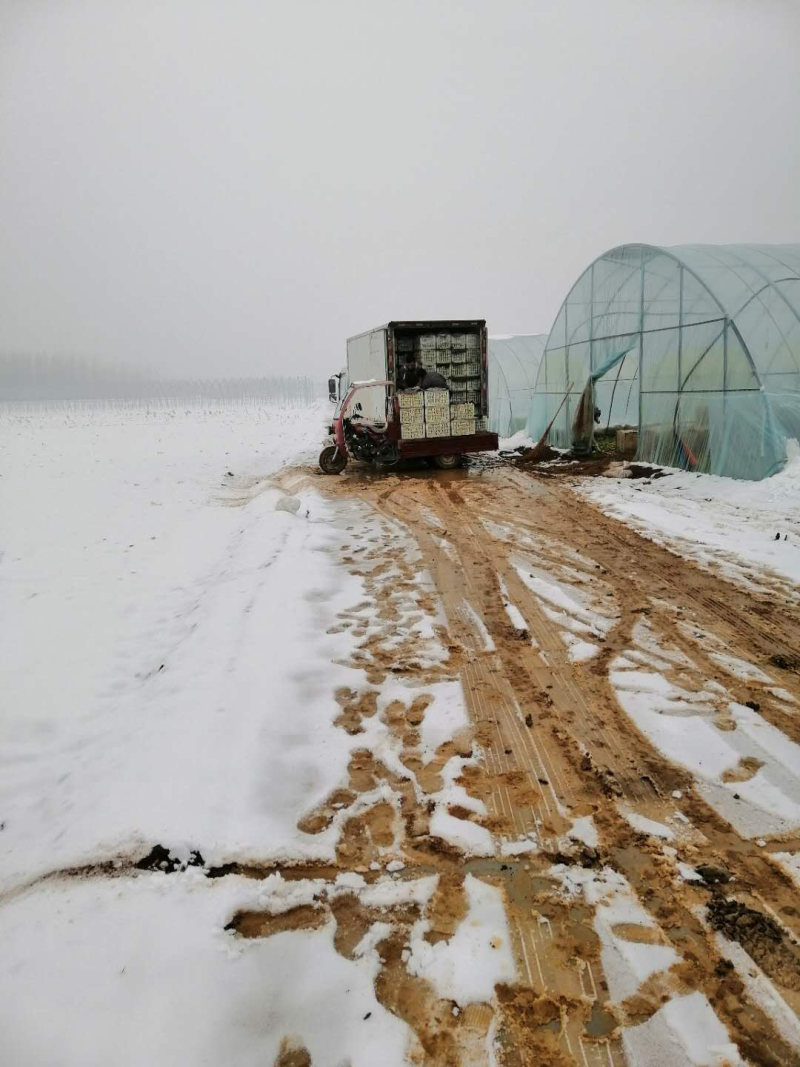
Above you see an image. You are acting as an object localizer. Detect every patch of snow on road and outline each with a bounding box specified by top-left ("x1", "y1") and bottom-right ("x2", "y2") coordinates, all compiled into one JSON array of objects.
[
  {"x1": 436, "y1": 768, "x2": 486, "y2": 817},
  {"x1": 421, "y1": 507, "x2": 445, "y2": 530},
  {"x1": 500, "y1": 834, "x2": 539, "y2": 856},
  {"x1": 611, "y1": 665, "x2": 718, "y2": 714},
  {"x1": 460, "y1": 599, "x2": 496, "y2": 651},
  {"x1": 678, "y1": 862, "x2": 703, "y2": 882},
  {"x1": 406, "y1": 874, "x2": 516, "y2": 1006},
  {"x1": 622, "y1": 991, "x2": 744, "y2": 1066},
  {"x1": 567, "y1": 815, "x2": 598, "y2": 848},
  {"x1": 767, "y1": 851, "x2": 800, "y2": 890},
  {"x1": 415, "y1": 681, "x2": 470, "y2": 764},
  {"x1": 620, "y1": 810, "x2": 676, "y2": 841},
  {"x1": 514, "y1": 558, "x2": 617, "y2": 639},
  {"x1": 768, "y1": 687, "x2": 797, "y2": 705},
  {"x1": 632, "y1": 617, "x2": 695, "y2": 669},
  {"x1": 562, "y1": 633, "x2": 599, "y2": 663},
  {"x1": 482, "y1": 518, "x2": 523, "y2": 545},
  {"x1": 361, "y1": 875, "x2": 439, "y2": 910},
  {"x1": 497, "y1": 574, "x2": 529, "y2": 633},
  {"x1": 504, "y1": 601, "x2": 529, "y2": 633},
  {"x1": 708, "y1": 653, "x2": 773, "y2": 684},
  {"x1": 249, "y1": 869, "x2": 439, "y2": 914},
  {"x1": 429, "y1": 810, "x2": 494, "y2": 856},
  {"x1": 610, "y1": 629, "x2": 800, "y2": 839},
  {"x1": 729, "y1": 703, "x2": 800, "y2": 775},
  {"x1": 428, "y1": 756, "x2": 492, "y2": 856},
  {"x1": 725, "y1": 770, "x2": 800, "y2": 824},
  {"x1": 611, "y1": 678, "x2": 739, "y2": 781}
]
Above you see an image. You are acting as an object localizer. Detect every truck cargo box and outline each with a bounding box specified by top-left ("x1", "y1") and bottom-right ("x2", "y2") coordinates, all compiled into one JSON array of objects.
[{"x1": 343, "y1": 320, "x2": 498, "y2": 461}]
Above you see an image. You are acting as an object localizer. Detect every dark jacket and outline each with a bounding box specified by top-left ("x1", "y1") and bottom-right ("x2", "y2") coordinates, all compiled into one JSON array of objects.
[
  {"x1": 420, "y1": 370, "x2": 449, "y2": 391},
  {"x1": 399, "y1": 364, "x2": 423, "y2": 390}
]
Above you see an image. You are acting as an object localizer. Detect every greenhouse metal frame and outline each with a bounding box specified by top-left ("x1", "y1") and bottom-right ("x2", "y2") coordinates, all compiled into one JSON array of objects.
[{"x1": 529, "y1": 243, "x2": 800, "y2": 479}]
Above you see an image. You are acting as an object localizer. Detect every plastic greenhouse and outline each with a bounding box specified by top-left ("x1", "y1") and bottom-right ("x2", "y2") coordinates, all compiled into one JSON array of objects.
[
  {"x1": 487, "y1": 334, "x2": 548, "y2": 437},
  {"x1": 529, "y1": 244, "x2": 800, "y2": 479}
]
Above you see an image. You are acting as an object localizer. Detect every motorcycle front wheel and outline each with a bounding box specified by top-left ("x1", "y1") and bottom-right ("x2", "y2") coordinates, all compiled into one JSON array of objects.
[{"x1": 319, "y1": 446, "x2": 348, "y2": 474}]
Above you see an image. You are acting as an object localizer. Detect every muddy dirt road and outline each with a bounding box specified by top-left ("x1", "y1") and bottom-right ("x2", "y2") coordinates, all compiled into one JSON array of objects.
[{"x1": 264, "y1": 459, "x2": 800, "y2": 1066}]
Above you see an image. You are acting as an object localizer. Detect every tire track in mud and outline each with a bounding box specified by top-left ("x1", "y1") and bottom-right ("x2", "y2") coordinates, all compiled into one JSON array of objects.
[
  {"x1": 274, "y1": 463, "x2": 800, "y2": 1065},
  {"x1": 263, "y1": 469, "x2": 624, "y2": 1064},
  {"x1": 371, "y1": 476, "x2": 794, "y2": 1065}
]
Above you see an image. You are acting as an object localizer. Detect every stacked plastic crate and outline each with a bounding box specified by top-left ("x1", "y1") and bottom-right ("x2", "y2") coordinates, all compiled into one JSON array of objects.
[
  {"x1": 418, "y1": 333, "x2": 438, "y2": 370},
  {"x1": 424, "y1": 389, "x2": 450, "y2": 437},
  {"x1": 396, "y1": 335, "x2": 415, "y2": 360},
  {"x1": 402, "y1": 330, "x2": 485, "y2": 435},
  {"x1": 398, "y1": 390, "x2": 425, "y2": 439},
  {"x1": 435, "y1": 333, "x2": 451, "y2": 378},
  {"x1": 447, "y1": 332, "x2": 473, "y2": 434},
  {"x1": 450, "y1": 401, "x2": 475, "y2": 437}
]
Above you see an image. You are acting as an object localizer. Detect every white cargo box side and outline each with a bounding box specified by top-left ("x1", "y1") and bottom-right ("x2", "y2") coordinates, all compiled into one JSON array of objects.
[{"x1": 346, "y1": 328, "x2": 389, "y2": 423}]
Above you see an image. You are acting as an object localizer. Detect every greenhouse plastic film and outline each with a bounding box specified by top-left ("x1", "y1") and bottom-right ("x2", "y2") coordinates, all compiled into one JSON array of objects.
[
  {"x1": 487, "y1": 334, "x2": 548, "y2": 437},
  {"x1": 530, "y1": 243, "x2": 800, "y2": 480}
]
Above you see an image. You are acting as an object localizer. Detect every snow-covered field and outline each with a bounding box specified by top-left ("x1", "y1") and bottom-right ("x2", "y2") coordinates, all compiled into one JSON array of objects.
[
  {"x1": 0, "y1": 404, "x2": 395, "y2": 1062},
  {"x1": 1, "y1": 402, "x2": 349, "y2": 888},
  {"x1": 0, "y1": 403, "x2": 512, "y2": 1065},
  {"x1": 575, "y1": 445, "x2": 800, "y2": 592}
]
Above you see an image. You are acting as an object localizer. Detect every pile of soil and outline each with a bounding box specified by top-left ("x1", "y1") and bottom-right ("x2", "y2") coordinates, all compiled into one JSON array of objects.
[
  {"x1": 516, "y1": 444, "x2": 560, "y2": 465},
  {"x1": 707, "y1": 896, "x2": 783, "y2": 945}
]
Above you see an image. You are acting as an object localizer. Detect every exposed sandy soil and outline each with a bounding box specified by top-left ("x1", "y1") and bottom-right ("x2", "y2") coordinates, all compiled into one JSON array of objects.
[{"x1": 244, "y1": 456, "x2": 800, "y2": 1066}]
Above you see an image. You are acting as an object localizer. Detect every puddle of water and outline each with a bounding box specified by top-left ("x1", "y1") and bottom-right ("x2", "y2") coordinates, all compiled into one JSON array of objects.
[
  {"x1": 465, "y1": 858, "x2": 556, "y2": 909},
  {"x1": 585, "y1": 1001, "x2": 617, "y2": 1038}
]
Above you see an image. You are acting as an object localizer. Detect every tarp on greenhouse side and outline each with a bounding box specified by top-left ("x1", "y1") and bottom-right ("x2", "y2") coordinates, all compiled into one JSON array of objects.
[
  {"x1": 488, "y1": 334, "x2": 548, "y2": 438},
  {"x1": 529, "y1": 244, "x2": 800, "y2": 480}
]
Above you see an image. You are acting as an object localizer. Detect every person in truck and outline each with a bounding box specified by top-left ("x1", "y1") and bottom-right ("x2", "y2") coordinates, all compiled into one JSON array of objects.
[
  {"x1": 402, "y1": 363, "x2": 450, "y2": 391},
  {"x1": 398, "y1": 353, "x2": 421, "y2": 390}
]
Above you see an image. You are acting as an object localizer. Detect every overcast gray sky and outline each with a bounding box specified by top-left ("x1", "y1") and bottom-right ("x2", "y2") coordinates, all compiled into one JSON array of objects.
[{"x1": 2, "y1": 0, "x2": 799, "y2": 379}]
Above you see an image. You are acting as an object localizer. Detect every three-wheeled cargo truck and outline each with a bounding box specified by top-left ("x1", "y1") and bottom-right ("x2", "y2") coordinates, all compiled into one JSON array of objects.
[{"x1": 319, "y1": 320, "x2": 499, "y2": 473}]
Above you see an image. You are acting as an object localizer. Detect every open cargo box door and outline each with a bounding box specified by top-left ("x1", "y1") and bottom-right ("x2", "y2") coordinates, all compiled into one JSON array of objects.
[{"x1": 346, "y1": 329, "x2": 389, "y2": 424}]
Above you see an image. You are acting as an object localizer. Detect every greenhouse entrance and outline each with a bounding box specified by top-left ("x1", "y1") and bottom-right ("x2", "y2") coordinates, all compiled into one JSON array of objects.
[{"x1": 570, "y1": 343, "x2": 638, "y2": 454}]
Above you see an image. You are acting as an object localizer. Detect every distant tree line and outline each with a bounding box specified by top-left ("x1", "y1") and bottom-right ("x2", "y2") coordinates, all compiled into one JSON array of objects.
[{"x1": 0, "y1": 353, "x2": 323, "y2": 403}]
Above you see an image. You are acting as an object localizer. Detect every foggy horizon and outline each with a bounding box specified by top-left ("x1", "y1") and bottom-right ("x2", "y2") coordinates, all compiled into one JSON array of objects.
[{"x1": 2, "y1": 0, "x2": 799, "y2": 381}]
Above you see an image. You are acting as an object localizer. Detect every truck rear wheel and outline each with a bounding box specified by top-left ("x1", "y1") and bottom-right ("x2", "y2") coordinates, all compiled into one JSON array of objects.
[
  {"x1": 319, "y1": 446, "x2": 347, "y2": 474},
  {"x1": 432, "y1": 454, "x2": 461, "y2": 470}
]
